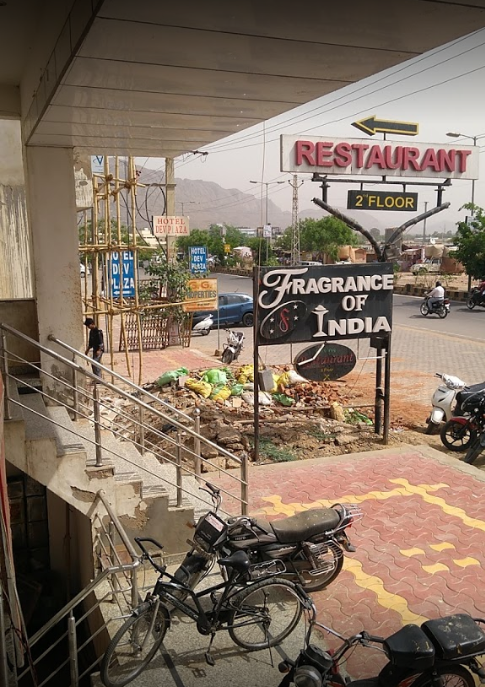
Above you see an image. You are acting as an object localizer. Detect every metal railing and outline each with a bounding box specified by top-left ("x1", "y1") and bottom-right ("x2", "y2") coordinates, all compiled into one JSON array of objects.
[
  {"x1": 12, "y1": 490, "x2": 143, "y2": 687},
  {"x1": 0, "y1": 322, "x2": 248, "y2": 515}
]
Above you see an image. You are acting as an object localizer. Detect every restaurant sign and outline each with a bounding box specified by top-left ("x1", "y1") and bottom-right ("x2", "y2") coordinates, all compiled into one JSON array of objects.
[
  {"x1": 294, "y1": 343, "x2": 356, "y2": 381},
  {"x1": 256, "y1": 263, "x2": 393, "y2": 346},
  {"x1": 280, "y1": 134, "x2": 479, "y2": 180}
]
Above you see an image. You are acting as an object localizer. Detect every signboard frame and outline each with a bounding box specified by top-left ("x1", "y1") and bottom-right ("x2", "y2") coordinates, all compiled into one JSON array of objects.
[
  {"x1": 189, "y1": 246, "x2": 207, "y2": 273},
  {"x1": 182, "y1": 278, "x2": 218, "y2": 313},
  {"x1": 347, "y1": 190, "x2": 418, "y2": 212},
  {"x1": 108, "y1": 250, "x2": 135, "y2": 299},
  {"x1": 152, "y1": 216, "x2": 190, "y2": 236}
]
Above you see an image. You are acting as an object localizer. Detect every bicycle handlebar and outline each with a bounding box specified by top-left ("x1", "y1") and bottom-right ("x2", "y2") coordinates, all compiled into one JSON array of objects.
[{"x1": 134, "y1": 537, "x2": 166, "y2": 573}]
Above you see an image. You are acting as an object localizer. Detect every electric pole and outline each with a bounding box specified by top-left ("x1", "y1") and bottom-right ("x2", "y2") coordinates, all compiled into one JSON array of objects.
[
  {"x1": 422, "y1": 201, "x2": 428, "y2": 246},
  {"x1": 289, "y1": 175, "x2": 304, "y2": 264}
]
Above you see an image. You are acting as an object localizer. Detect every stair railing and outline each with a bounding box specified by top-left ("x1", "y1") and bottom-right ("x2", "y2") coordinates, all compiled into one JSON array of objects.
[{"x1": 0, "y1": 322, "x2": 248, "y2": 514}]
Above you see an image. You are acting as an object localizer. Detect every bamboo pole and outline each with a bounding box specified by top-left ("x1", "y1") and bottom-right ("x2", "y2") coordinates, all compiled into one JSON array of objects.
[{"x1": 130, "y1": 157, "x2": 144, "y2": 385}]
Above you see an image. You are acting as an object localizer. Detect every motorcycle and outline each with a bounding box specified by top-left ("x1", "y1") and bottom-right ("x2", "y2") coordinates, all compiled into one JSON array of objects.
[
  {"x1": 440, "y1": 391, "x2": 485, "y2": 452},
  {"x1": 463, "y1": 425, "x2": 485, "y2": 466},
  {"x1": 420, "y1": 295, "x2": 450, "y2": 318},
  {"x1": 174, "y1": 482, "x2": 361, "y2": 593},
  {"x1": 221, "y1": 330, "x2": 244, "y2": 364},
  {"x1": 467, "y1": 287, "x2": 485, "y2": 310},
  {"x1": 426, "y1": 372, "x2": 485, "y2": 435},
  {"x1": 278, "y1": 602, "x2": 485, "y2": 687},
  {"x1": 192, "y1": 314, "x2": 213, "y2": 336}
]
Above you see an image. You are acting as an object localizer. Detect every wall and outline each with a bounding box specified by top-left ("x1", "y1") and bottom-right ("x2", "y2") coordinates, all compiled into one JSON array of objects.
[
  {"x1": 0, "y1": 299, "x2": 39, "y2": 369},
  {"x1": 0, "y1": 120, "x2": 34, "y2": 299}
]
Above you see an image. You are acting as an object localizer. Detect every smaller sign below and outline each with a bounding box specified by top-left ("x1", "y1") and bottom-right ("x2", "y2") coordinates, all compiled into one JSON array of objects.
[
  {"x1": 182, "y1": 278, "x2": 218, "y2": 313},
  {"x1": 153, "y1": 216, "x2": 190, "y2": 236},
  {"x1": 189, "y1": 246, "x2": 207, "y2": 273},
  {"x1": 294, "y1": 343, "x2": 357, "y2": 381},
  {"x1": 91, "y1": 155, "x2": 105, "y2": 174},
  {"x1": 108, "y1": 250, "x2": 135, "y2": 299},
  {"x1": 347, "y1": 190, "x2": 418, "y2": 212},
  {"x1": 263, "y1": 224, "x2": 272, "y2": 239},
  {"x1": 224, "y1": 243, "x2": 231, "y2": 253}
]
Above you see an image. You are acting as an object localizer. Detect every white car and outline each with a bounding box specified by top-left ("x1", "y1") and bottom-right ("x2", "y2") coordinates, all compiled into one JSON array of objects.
[
  {"x1": 80, "y1": 263, "x2": 86, "y2": 277},
  {"x1": 411, "y1": 259, "x2": 441, "y2": 274}
]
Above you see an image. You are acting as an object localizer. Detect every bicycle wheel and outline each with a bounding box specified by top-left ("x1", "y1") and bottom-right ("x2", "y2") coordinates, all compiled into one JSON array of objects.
[
  {"x1": 440, "y1": 419, "x2": 475, "y2": 452},
  {"x1": 414, "y1": 665, "x2": 474, "y2": 687},
  {"x1": 101, "y1": 601, "x2": 169, "y2": 687},
  {"x1": 228, "y1": 578, "x2": 303, "y2": 651}
]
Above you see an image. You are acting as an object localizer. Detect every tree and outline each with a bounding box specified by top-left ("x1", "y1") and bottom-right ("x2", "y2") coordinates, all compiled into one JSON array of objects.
[
  {"x1": 450, "y1": 204, "x2": 485, "y2": 280},
  {"x1": 298, "y1": 217, "x2": 359, "y2": 261},
  {"x1": 246, "y1": 237, "x2": 276, "y2": 265}
]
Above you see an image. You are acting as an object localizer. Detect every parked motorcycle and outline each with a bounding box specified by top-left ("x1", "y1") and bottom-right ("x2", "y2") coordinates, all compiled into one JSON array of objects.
[
  {"x1": 192, "y1": 314, "x2": 213, "y2": 336},
  {"x1": 221, "y1": 330, "x2": 244, "y2": 364},
  {"x1": 467, "y1": 287, "x2": 485, "y2": 310},
  {"x1": 173, "y1": 482, "x2": 361, "y2": 593},
  {"x1": 278, "y1": 602, "x2": 485, "y2": 687},
  {"x1": 440, "y1": 391, "x2": 485, "y2": 451},
  {"x1": 420, "y1": 295, "x2": 450, "y2": 318},
  {"x1": 426, "y1": 372, "x2": 485, "y2": 434}
]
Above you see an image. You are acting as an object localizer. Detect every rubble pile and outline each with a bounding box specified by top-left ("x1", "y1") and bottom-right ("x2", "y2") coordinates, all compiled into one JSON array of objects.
[{"x1": 96, "y1": 363, "x2": 375, "y2": 470}]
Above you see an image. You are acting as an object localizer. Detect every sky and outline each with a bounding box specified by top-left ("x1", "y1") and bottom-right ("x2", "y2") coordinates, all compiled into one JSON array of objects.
[{"x1": 139, "y1": 28, "x2": 485, "y2": 235}]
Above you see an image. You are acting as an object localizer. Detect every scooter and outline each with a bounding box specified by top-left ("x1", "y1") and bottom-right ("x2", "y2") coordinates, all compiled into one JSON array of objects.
[
  {"x1": 420, "y1": 295, "x2": 450, "y2": 318},
  {"x1": 221, "y1": 330, "x2": 244, "y2": 364},
  {"x1": 278, "y1": 602, "x2": 485, "y2": 687},
  {"x1": 192, "y1": 314, "x2": 213, "y2": 336},
  {"x1": 426, "y1": 372, "x2": 485, "y2": 434}
]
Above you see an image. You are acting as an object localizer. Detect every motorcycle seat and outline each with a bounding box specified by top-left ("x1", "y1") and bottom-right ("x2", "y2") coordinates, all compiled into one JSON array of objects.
[
  {"x1": 270, "y1": 508, "x2": 340, "y2": 544},
  {"x1": 456, "y1": 381, "x2": 485, "y2": 407}
]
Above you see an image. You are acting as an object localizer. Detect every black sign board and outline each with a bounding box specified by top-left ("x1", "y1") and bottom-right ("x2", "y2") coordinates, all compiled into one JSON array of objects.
[
  {"x1": 295, "y1": 343, "x2": 356, "y2": 381},
  {"x1": 347, "y1": 190, "x2": 418, "y2": 212},
  {"x1": 256, "y1": 263, "x2": 393, "y2": 346}
]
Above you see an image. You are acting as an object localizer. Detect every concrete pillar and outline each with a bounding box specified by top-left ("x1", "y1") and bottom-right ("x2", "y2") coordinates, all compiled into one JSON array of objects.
[
  {"x1": 0, "y1": 120, "x2": 34, "y2": 299},
  {"x1": 24, "y1": 147, "x2": 83, "y2": 385}
]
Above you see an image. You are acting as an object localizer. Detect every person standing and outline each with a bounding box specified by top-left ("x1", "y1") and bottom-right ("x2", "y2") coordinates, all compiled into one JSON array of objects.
[{"x1": 84, "y1": 318, "x2": 104, "y2": 379}]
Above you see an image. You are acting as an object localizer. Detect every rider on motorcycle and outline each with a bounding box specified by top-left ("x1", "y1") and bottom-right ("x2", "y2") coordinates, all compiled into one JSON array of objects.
[{"x1": 427, "y1": 281, "x2": 445, "y2": 310}]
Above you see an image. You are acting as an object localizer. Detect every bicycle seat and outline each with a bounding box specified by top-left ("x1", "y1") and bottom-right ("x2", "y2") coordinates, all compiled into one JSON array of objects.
[
  {"x1": 271, "y1": 508, "x2": 340, "y2": 544},
  {"x1": 217, "y1": 550, "x2": 250, "y2": 573}
]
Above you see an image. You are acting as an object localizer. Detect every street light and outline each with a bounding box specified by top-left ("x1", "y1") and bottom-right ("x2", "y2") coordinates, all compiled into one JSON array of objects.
[
  {"x1": 446, "y1": 132, "x2": 478, "y2": 207},
  {"x1": 250, "y1": 180, "x2": 285, "y2": 226}
]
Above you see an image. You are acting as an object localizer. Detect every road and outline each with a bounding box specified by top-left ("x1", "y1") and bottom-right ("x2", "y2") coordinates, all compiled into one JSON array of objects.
[
  {"x1": 191, "y1": 273, "x2": 485, "y2": 409},
  {"x1": 211, "y1": 272, "x2": 485, "y2": 343}
]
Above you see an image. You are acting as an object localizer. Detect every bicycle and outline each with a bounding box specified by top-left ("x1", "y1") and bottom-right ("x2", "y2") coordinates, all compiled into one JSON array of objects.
[{"x1": 100, "y1": 527, "x2": 312, "y2": 687}]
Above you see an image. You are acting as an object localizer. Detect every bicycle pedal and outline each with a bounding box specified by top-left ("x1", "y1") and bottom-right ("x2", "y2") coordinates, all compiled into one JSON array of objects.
[{"x1": 204, "y1": 652, "x2": 215, "y2": 667}]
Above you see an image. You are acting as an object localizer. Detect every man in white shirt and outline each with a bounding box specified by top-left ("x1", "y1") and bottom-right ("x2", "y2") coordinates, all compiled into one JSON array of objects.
[{"x1": 427, "y1": 281, "x2": 445, "y2": 310}]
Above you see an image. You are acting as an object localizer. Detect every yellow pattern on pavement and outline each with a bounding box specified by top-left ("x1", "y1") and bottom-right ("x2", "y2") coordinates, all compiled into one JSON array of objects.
[
  {"x1": 401, "y1": 548, "x2": 425, "y2": 557},
  {"x1": 344, "y1": 558, "x2": 428, "y2": 625}
]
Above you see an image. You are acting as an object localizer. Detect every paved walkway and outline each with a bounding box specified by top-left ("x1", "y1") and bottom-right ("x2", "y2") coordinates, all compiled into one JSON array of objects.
[{"x1": 213, "y1": 444, "x2": 485, "y2": 680}]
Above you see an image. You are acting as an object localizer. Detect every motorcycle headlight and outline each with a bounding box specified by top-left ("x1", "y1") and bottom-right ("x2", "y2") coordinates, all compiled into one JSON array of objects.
[{"x1": 294, "y1": 665, "x2": 323, "y2": 687}]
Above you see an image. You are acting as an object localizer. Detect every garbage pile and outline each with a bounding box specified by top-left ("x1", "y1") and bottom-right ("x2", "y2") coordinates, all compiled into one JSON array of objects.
[{"x1": 150, "y1": 363, "x2": 349, "y2": 413}]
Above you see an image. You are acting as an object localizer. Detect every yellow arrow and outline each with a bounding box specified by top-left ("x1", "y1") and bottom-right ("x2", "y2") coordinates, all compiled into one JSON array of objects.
[{"x1": 352, "y1": 115, "x2": 419, "y2": 137}]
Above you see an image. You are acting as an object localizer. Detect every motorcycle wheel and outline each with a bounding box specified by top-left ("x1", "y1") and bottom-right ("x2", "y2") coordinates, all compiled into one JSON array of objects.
[
  {"x1": 438, "y1": 305, "x2": 448, "y2": 319},
  {"x1": 295, "y1": 547, "x2": 344, "y2": 592},
  {"x1": 440, "y1": 419, "x2": 475, "y2": 452},
  {"x1": 414, "y1": 665, "x2": 474, "y2": 687},
  {"x1": 221, "y1": 348, "x2": 235, "y2": 364},
  {"x1": 425, "y1": 420, "x2": 440, "y2": 435},
  {"x1": 463, "y1": 437, "x2": 483, "y2": 465},
  {"x1": 420, "y1": 303, "x2": 429, "y2": 316},
  {"x1": 466, "y1": 298, "x2": 476, "y2": 310}
]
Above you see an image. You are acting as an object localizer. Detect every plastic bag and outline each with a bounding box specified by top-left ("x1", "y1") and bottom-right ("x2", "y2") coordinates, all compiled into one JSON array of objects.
[
  {"x1": 273, "y1": 393, "x2": 295, "y2": 406},
  {"x1": 156, "y1": 367, "x2": 189, "y2": 387},
  {"x1": 184, "y1": 378, "x2": 212, "y2": 398},
  {"x1": 230, "y1": 383, "x2": 244, "y2": 396},
  {"x1": 277, "y1": 372, "x2": 291, "y2": 388},
  {"x1": 237, "y1": 364, "x2": 254, "y2": 384},
  {"x1": 202, "y1": 368, "x2": 228, "y2": 386},
  {"x1": 211, "y1": 385, "x2": 232, "y2": 402},
  {"x1": 288, "y1": 370, "x2": 307, "y2": 385}
]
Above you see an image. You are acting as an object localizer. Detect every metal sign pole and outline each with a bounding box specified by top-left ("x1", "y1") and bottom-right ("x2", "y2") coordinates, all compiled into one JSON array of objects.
[
  {"x1": 383, "y1": 334, "x2": 392, "y2": 444},
  {"x1": 253, "y1": 265, "x2": 260, "y2": 463}
]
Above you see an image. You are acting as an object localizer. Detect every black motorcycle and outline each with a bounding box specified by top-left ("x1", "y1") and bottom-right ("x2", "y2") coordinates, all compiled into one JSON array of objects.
[
  {"x1": 174, "y1": 483, "x2": 361, "y2": 593},
  {"x1": 278, "y1": 602, "x2": 485, "y2": 687},
  {"x1": 420, "y1": 295, "x2": 450, "y2": 318},
  {"x1": 467, "y1": 287, "x2": 485, "y2": 310},
  {"x1": 440, "y1": 391, "x2": 485, "y2": 452}
]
